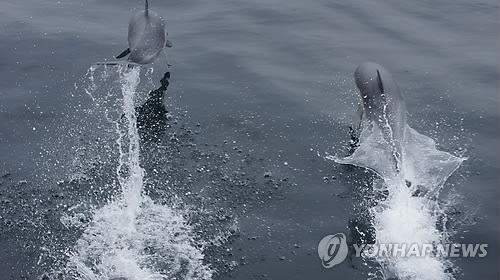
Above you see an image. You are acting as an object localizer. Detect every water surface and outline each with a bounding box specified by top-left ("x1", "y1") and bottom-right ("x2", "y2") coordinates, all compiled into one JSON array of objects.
[{"x1": 0, "y1": 0, "x2": 498, "y2": 279}]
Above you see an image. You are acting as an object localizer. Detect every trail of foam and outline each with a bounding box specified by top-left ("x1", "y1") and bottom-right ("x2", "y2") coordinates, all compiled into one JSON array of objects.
[
  {"x1": 371, "y1": 179, "x2": 452, "y2": 280},
  {"x1": 66, "y1": 197, "x2": 212, "y2": 280},
  {"x1": 64, "y1": 66, "x2": 213, "y2": 280},
  {"x1": 116, "y1": 67, "x2": 143, "y2": 222}
]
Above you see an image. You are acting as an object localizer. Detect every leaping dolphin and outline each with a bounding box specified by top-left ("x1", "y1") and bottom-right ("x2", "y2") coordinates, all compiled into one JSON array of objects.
[
  {"x1": 96, "y1": 0, "x2": 172, "y2": 67},
  {"x1": 335, "y1": 62, "x2": 464, "y2": 191}
]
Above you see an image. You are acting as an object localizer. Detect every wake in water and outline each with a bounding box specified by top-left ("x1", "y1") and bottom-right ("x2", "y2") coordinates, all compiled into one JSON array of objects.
[
  {"x1": 335, "y1": 120, "x2": 464, "y2": 280},
  {"x1": 331, "y1": 120, "x2": 465, "y2": 280},
  {"x1": 63, "y1": 66, "x2": 212, "y2": 280}
]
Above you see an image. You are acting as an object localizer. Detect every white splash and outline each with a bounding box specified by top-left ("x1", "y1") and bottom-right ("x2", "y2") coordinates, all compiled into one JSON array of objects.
[
  {"x1": 64, "y1": 66, "x2": 213, "y2": 280},
  {"x1": 331, "y1": 119, "x2": 464, "y2": 280}
]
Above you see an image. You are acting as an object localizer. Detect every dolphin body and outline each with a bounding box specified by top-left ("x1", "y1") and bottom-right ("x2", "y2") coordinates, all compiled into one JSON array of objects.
[
  {"x1": 336, "y1": 62, "x2": 464, "y2": 190},
  {"x1": 354, "y1": 62, "x2": 407, "y2": 173},
  {"x1": 96, "y1": 0, "x2": 172, "y2": 67}
]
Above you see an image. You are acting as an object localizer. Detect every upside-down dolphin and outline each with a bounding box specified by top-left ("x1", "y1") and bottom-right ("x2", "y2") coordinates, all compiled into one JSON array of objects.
[
  {"x1": 96, "y1": 0, "x2": 172, "y2": 67},
  {"x1": 335, "y1": 62, "x2": 464, "y2": 191}
]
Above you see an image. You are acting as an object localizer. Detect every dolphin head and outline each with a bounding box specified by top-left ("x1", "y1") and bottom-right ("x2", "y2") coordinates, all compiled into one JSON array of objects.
[
  {"x1": 355, "y1": 62, "x2": 390, "y2": 111},
  {"x1": 354, "y1": 62, "x2": 405, "y2": 121}
]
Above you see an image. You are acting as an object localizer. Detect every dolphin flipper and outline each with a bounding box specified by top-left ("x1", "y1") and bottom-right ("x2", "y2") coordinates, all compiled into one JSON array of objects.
[
  {"x1": 166, "y1": 40, "x2": 172, "y2": 48},
  {"x1": 162, "y1": 49, "x2": 172, "y2": 67},
  {"x1": 403, "y1": 126, "x2": 465, "y2": 190},
  {"x1": 116, "y1": 48, "x2": 131, "y2": 59}
]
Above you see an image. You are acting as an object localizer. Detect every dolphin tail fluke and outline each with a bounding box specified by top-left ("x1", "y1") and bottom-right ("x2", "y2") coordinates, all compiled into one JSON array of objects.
[
  {"x1": 116, "y1": 48, "x2": 131, "y2": 59},
  {"x1": 403, "y1": 126, "x2": 465, "y2": 191}
]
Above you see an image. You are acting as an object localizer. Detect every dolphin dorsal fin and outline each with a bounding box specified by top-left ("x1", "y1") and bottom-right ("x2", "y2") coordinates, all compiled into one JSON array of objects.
[
  {"x1": 145, "y1": 0, "x2": 149, "y2": 16},
  {"x1": 376, "y1": 69, "x2": 385, "y2": 96}
]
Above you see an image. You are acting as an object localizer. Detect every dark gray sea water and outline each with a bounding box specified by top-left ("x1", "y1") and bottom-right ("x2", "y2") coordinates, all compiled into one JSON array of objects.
[{"x1": 0, "y1": 0, "x2": 498, "y2": 279}]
